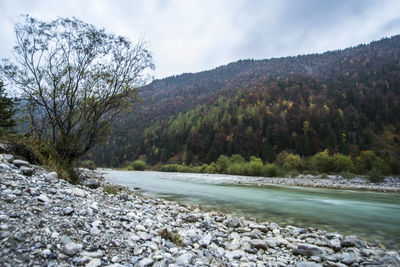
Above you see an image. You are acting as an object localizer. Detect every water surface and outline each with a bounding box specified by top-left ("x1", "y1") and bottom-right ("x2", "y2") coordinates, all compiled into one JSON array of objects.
[{"x1": 105, "y1": 170, "x2": 400, "y2": 249}]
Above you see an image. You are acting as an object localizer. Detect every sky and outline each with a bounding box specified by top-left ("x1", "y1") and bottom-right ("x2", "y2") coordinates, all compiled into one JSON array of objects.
[{"x1": 1, "y1": 0, "x2": 400, "y2": 79}]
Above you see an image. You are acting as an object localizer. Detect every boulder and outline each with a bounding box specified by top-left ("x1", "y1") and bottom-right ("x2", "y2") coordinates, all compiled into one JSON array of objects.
[
  {"x1": 20, "y1": 166, "x2": 34, "y2": 176},
  {"x1": 45, "y1": 172, "x2": 59, "y2": 183},
  {"x1": 13, "y1": 159, "x2": 30, "y2": 167},
  {"x1": 293, "y1": 244, "x2": 326, "y2": 257},
  {"x1": 64, "y1": 243, "x2": 83, "y2": 256},
  {"x1": 341, "y1": 236, "x2": 366, "y2": 249},
  {"x1": 226, "y1": 217, "x2": 241, "y2": 228},
  {"x1": 83, "y1": 179, "x2": 100, "y2": 189}
]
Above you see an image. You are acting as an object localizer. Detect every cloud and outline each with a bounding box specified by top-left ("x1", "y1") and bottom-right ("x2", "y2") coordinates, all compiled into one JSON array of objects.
[{"x1": 1, "y1": 0, "x2": 399, "y2": 79}]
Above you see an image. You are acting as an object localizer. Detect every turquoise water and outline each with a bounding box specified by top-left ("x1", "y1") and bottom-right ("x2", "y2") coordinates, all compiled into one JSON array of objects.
[{"x1": 104, "y1": 170, "x2": 400, "y2": 249}]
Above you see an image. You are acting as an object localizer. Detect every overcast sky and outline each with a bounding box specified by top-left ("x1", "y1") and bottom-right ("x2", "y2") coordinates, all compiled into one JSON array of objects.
[{"x1": 1, "y1": 0, "x2": 400, "y2": 79}]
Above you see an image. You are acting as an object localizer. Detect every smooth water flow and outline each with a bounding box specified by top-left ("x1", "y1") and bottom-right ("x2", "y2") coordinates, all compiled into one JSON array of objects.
[{"x1": 105, "y1": 170, "x2": 400, "y2": 249}]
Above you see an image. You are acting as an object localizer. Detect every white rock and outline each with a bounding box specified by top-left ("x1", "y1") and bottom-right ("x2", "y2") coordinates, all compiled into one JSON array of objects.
[
  {"x1": 12, "y1": 159, "x2": 30, "y2": 167},
  {"x1": 64, "y1": 242, "x2": 83, "y2": 256},
  {"x1": 81, "y1": 250, "x2": 103, "y2": 258},
  {"x1": 0, "y1": 163, "x2": 11, "y2": 170},
  {"x1": 20, "y1": 166, "x2": 34, "y2": 176},
  {"x1": 135, "y1": 224, "x2": 146, "y2": 232},
  {"x1": 90, "y1": 227, "x2": 101, "y2": 236},
  {"x1": 37, "y1": 194, "x2": 50, "y2": 202},
  {"x1": 199, "y1": 233, "x2": 212, "y2": 248},
  {"x1": 86, "y1": 258, "x2": 101, "y2": 267},
  {"x1": 90, "y1": 202, "x2": 99, "y2": 210},
  {"x1": 45, "y1": 172, "x2": 58, "y2": 183},
  {"x1": 67, "y1": 188, "x2": 86, "y2": 197}
]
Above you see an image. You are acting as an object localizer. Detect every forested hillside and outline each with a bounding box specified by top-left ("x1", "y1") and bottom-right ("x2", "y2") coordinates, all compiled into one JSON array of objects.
[{"x1": 93, "y1": 35, "x2": 400, "y2": 167}]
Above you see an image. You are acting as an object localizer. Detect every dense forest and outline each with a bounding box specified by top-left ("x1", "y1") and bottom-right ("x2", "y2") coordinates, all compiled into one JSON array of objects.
[{"x1": 92, "y1": 35, "x2": 400, "y2": 167}]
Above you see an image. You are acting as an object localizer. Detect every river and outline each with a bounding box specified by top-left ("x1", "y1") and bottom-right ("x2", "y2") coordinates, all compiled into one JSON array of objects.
[{"x1": 104, "y1": 170, "x2": 400, "y2": 249}]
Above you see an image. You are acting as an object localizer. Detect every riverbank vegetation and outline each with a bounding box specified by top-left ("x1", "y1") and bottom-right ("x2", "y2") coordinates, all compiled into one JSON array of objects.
[
  {"x1": 0, "y1": 16, "x2": 153, "y2": 183},
  {"x1": 155, "y1": 150, "x2": 399, "y2": 183}
]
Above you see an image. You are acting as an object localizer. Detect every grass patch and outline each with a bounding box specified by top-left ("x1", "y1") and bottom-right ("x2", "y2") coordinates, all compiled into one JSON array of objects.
[
  {"x1": 158, "y1": 228, "x2": 183, "y2": 246},
  {"x1": 103, "y1": 185, "x2": 120, "y2": 195},
  {"x1": 367, "y1": 168, "x2": 385, "y2": 183}
]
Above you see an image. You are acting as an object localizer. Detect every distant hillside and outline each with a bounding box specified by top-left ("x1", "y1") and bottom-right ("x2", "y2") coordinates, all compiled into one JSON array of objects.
[{"x1": 92, "y1": 35, "x2": 400, "y2": 167}]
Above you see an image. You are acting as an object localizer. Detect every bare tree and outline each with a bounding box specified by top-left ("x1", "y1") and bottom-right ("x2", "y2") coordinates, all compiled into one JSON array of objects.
[{"x1": 1, "y1": 15, "x2": 154, "y2": 167}]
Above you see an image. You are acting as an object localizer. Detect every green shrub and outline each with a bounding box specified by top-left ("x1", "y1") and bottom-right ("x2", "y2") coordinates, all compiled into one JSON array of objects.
[
  {"x1": 227, "y1": 163, "x2": 247, "y2": 176},
  {"x1": 199, "y1": 164, "x2": 209, "y2": 173},
  {"x1": 262, "y1": 163, "x2": 281, "y2": 177},
  {"x1": 129, "y1": 160, "x2": 147, "y2": 171},
  {"x1": 310, "y1": 150, "x2": 333, "y2": 173},
  {"x1": 216, "y1": 155, "x2": 229, "y2": 173},
  {"x1": 247, "y1": 156, "x2": 263, "y2": 176},
  {"x1": 177, "y1": 164, "x2": 195, "y2": 173},
  {"x1": 205, "y1": 162, "x2": 218, "y2": 173},
  {"x1": 355, "y1": 150, "x2": 376, "y2": 173},
  {"x1": 282, "y1": 153, "x2": 302, "y2": 171},
  {"x1": 160, "y1": 164, "x2": 180, "y2": 172},
  {"x1": 387, "y1": 157, "x2": 400, "y2": 175},
  {"x1": 371, "y1": 157, "x2": 391, "y2": 175},
  {"x1": 230, "y1": 154, "x2": 245, "y2": 164},
  {"x1": 80, "y1": 160, "x2": 96, "y2": 170},
  {"x1": 331, "y1": 153, "x2": 354, "y2": 173},
  {"x1": 367, "y1": 168, "x2": 385, "y2": 183}
]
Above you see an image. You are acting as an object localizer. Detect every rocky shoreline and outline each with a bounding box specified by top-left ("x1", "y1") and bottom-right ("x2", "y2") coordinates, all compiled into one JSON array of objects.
[
  {"x1": 222, "y1": 174, "x2": 400, "y2": 193},
  {"x1": 1, "y1": 154, "x2": 400, "y2": 267}
]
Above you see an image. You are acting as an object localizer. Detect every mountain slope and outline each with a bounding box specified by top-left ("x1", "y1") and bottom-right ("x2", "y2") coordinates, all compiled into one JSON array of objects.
[{"x1": 92, "y1": 35, "x2": 400, "y2": 167}]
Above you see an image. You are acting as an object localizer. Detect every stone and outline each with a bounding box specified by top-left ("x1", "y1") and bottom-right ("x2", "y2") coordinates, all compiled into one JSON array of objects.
[
  {"x1": 83, "y1": 179, "x2": 100, "y2": 189},
  {"x1": 199, "y1": 233, "x2": 212, "y2": 248},
  {"x1": 90, "y1": 227, "x2": 101, "y2": 236},
  {"x1": 81, "y1": 250, "x2": 103, "y2": 258},
  {"x1": 225, "y1": 250, "x2": 245, "y2": 260},
  {"x1": 340, "y1": 252, "x2": 359, "y2": 265},
  {"x1": 175, "y1": 253, "x2": 194, "y2": 266},
  {"x1": 12, "y1": 159, "x2": 30, "y2": 167},
  {"x1": 86, "y1": 258, "x2": 101, "y2": 267},
  {"x1": 64, "y1": 243, "x2": 83, "y2": 256},
  {"x1": 45, "y1": 172, "x2": 59, "y2": 183},
  {"x1": 2, "y1": 154, "x2": 14, "y2": 163},
  {"x1": 269, "y1": 222, "x2": 280, "y2": 230},
  {"x1": 37, "y1": 194, "x2": 50, "y2": 202},
  {"x1": 20, "y1": 166, "x2": 34, "y2": 176},
  {"x1": 184, "y1": 214, "x2": 200, "y2": 222},
  {"x1": 341, "y1": 236, "x2": 366, "y2": 249},
  {"x1": 328, "y1": 238, "x2": 342, "y2": 251},
  {"x1": 379, "y1": 255, "x2": 400, "y2": 267},
  {"x1": 138, "y1": 258, "x2": 154, "y2": 267},
  {"x1": 293, "y1": 244, "x2": 326, "y2": 257},
  {"x1": 67, "y1": 188, "x2": 86, "y2": 197},
  {"x1": 63, "y1": 207, "x2": 74, "y2": 215},
  {"x1": 249, "y1": 239, "x2": 269, "y2": 250},
  {"x1": 296, "y1": 262, "x2": 323, "y2": 267},
  {"x1": 135, "y1": 224, "x2": 146, "y2": 232},
  {"x1": 0, "y1": 163, "x2": 11, "y2": 170},
  {"x1": 226, "y1": 217, "x2": 241, "y2": 228},
  {"x1": 265, "y1": 237, "x2": 280, "y2": 248}
]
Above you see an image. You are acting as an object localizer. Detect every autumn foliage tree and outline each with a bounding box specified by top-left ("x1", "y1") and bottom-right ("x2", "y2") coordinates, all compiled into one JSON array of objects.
[{"x1": 1, "y1": 15, "x2": 154, "y2": 180}]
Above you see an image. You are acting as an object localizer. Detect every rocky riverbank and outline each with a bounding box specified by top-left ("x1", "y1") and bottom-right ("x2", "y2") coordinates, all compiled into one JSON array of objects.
[
  {"x1": 1, "y1": 154, "x2": 400, "y2": 267},
  {"x1": 227, "y1": 174, "x2": 400, "y2": 193}
]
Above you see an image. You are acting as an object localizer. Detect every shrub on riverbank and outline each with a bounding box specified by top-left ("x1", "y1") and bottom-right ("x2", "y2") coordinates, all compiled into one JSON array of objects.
[
  {"x1": 158, "y1": 150, "x2": 398, "y2": 181},
  {"x1": 128, "y1": 160, "x2": 147, "y2": 171}
]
